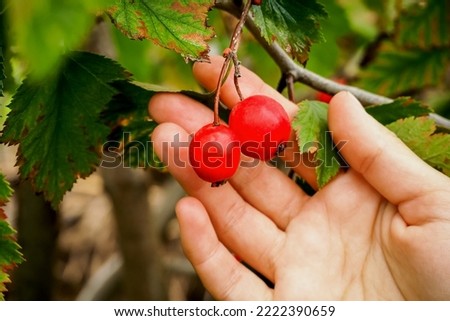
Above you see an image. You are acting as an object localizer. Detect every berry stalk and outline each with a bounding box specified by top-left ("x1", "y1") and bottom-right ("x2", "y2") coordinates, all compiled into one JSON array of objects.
[{"x1": 212, "y1": 0, "x2": 253, "y2": 126}]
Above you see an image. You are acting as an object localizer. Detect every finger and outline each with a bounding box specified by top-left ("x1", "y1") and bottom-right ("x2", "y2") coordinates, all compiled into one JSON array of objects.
[
  {"x1": 192, "y1": 56, "x2": 317, "y2": 188},
  {"x1": 176, "y1": 196, "x2": 273, "y2": 300},
  {"x1": 328, "y1": 91, "x2": 450, "y2": 224},
  {"x1": 152, "y1": 122, "x2": 285, "y2": 280},
  {"x1": 149, "y1": 93, "x2": 309, "y2": 229}
]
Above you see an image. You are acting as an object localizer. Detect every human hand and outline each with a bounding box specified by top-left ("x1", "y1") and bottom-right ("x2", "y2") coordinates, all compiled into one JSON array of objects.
[{"x1": 149, "y1": 56, "x2": 450, "y2": 300}]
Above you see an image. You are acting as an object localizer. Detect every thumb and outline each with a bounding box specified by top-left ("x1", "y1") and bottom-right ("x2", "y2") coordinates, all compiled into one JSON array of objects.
[{"x1": 328, "y1": 91, "x2": 449, "y2": 208}]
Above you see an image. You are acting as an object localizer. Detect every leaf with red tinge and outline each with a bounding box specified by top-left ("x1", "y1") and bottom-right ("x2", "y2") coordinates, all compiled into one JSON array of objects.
[
  {"x1": 358, "y1": 42, "x2": 450, "y2": 96},
  {"x1": 395, "y1": 0, "x2": 450, "y2": 49},
  {"x1": 0, "y1": 173, "x2": 23, "y2": 301},
  {"x1": 251, "y1": 0, "x2": 327, "y2": 64},
  {"x1": 387, "y1": 117, "x2": 450, "y2": 176},
  {"x1": 1, "y1": 51, "x2": 129, "y2": 207},
  {"x1": 108, "y1": 0, "x2": 215, "y2": 61}
]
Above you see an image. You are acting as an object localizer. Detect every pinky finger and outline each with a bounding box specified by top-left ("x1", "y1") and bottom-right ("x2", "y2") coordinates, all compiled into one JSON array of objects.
[{"x1": 176, "y1": 196, "x2": 273, "y2": 301}]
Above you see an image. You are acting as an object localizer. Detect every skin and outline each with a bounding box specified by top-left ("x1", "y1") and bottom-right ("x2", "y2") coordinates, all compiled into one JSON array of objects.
[{"x1": 148, "y1": 56, "x2": 450, "y2": 300}]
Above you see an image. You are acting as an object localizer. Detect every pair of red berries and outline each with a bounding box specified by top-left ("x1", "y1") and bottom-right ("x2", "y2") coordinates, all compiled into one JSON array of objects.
[{"x1": 189, "y1": 95, "x2": 291, "y2": 186}]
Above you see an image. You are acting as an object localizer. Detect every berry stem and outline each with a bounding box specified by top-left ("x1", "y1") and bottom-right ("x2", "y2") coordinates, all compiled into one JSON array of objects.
[
  {"x1": 286, "y1": 73, "x2": 295, "y2": 103},
  {"x1": 232, "y1": 53, "x2": 244, "y2": 101},
  {"x1": 213, "y1": 0, "x2": 253, "y2": 126},
  {"x1": 213, "y1": 55, "x2": 231, "y2": 126}
]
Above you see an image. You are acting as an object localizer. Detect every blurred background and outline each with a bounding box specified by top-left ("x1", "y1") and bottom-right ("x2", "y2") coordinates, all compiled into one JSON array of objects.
[{"x1": 1, "y1": 0, "x2": 449, "y2": 300}]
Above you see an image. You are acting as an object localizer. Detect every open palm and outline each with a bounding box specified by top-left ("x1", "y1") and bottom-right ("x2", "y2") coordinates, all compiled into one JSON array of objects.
[{"x1": 149, "y1": 56, "x2": 450, "y2": 300}]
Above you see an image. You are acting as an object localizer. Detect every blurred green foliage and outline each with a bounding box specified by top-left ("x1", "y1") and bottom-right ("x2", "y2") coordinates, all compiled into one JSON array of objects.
[{"x1": 7, "y1": 0, "x2": 114, "y2": 80}]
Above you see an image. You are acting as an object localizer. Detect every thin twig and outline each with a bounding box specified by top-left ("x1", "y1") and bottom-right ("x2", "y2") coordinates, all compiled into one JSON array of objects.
[
  {"x1": 286, "y1": 73, "x2": 295, "y2": 103},
  {"x1": 213, "y1": 0, "x2": 253, "y2": 125},
  {"x1": 429, "y1": 113, "x2": 450, "y2": 130},
  {"x1": 215, "y1": 0, "x2": 391, "y2": 106},
  {"x1": 231, "y1": 53, "x2": 244, "y2": 101},
  {"x1": 213, "y1": 55, "x2": 232, "y2": 125}
]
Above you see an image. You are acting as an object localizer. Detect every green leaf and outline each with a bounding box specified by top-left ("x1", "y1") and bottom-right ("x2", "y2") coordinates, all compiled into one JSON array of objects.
[
  {"x1": 0, "y1": 173, "x2": 23, "y2": 301},
  {"x1": 252, "y1": 0, "x2": 327, "y2": 64},
  {"x1": 293, "y1": 100, "x2": 328, "y2": 153},
  {"x1": 0, "y1": 224, "x2": 22, "y2": 267},
  {"x1": 108, "y1": 0, "x2": 214, "y2": 61},
  {"x1": 358, "y1": 43, "x2": 450, "y2": 96},
  {"x1": 395, "y1": 0, "x2": 450, "y2": 49},
  {"x1": 0, "y1": 271, "x2": 8, "y2": 300},
  {"x1": 387, "y1": 117, "x2": 450, "y2": 176},
  {"x1": 1, "y1": 51, "x2": 129, "y2": 207},
  {"x1": 102, "y1": 80, "x2": 163, "y2": 169},
  {"x1": 8, "y1": 0, "x2": 114, "y2": 79},
  {"x1": 293, "y1": 100, "x2": 344, "y2": 188},
  {"x1": 0, "y1": 173, "x2": 12, "y2": 202},
  {"x1": 366, "y1": 97, "x2": 431, "y2": 125},
  {"x1": 316, "y1": 127, "x2": 342, "y2": 188}
]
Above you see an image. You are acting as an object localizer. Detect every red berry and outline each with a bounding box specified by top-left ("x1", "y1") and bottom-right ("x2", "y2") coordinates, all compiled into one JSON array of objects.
[
  {"x1": 315, "y1": 78, "x2": 346, "y2": 103},
  {"x1": 316, "y1": 91, "x2": 333, "y2": 103},
  {"x1": 229, "y1": 95, "x2": 291, "y2": 161},
  {"x1": 189, "y1": 124, "x2": 241, "y2": 186},
  {"x1": 252, "y1": 0, "x2": 262, "y2": 5}
]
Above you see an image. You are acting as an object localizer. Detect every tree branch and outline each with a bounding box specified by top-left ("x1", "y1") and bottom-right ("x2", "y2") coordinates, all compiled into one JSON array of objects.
[
  {"x1": 215, "y1": 0, "x2": 391, "y2": 106},
  {"x1": 214, "y1": 0, "x2": 450, "y2": 130}
]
